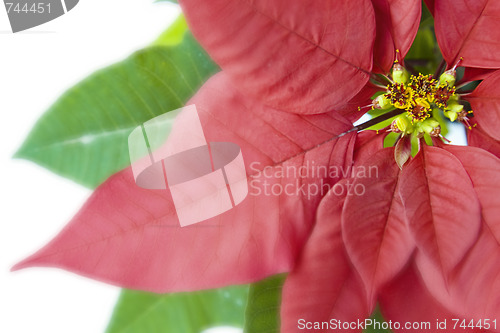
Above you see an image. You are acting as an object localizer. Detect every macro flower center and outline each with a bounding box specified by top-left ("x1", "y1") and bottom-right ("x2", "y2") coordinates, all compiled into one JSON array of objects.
[
  {"x1": 364, "y1": 59, "x2": 473, "y2": 142},
  {"x1": 355, "y1": 56, "x2": 477, "y2": 168}
]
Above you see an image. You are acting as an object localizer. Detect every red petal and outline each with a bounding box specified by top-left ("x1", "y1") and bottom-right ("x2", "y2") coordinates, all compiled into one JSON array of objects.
[
  {"x1": 13, "y1": 74, "x2": 356, "y2": 292},
  {"x1": 424, "y1": 0, "x2": 435, "y2": 15},
  {"x1": 435, "y1": 0, "x2": 500, "y2": 68},
  {"x1": 464, "y1": 70, "x2": 500, "y2": 141},
  {"x1": 371, "y1": 0, "x2": 395, "y2": 73},
  {"x1": 399, "y1": 146, "x2": 481, "y2": 275},
  {"x1": 461, "y1": 67, "x2": 495, "y2": 83},
  {"x1": 387, "y1": 0, "x2": 421, "y2": 56},
  {"x1": 444, "y1": 146, "x2": 500, "y2": 253},
  {"x1": 343, "y1": 148, "x2": 414, "y2": 302},
  {"x1": 336, "y1": 84, "x2": 381, "y2": 123},
  {"x1": 418, "y1": 230, "x2": 500, "y2": 323},
  {"x1": 468, "y1": 125, "x2": 500, "y2": 159},
  {"x1": 353, "y1": 130, "x2": 387, "y2": 164},
  {"x1": 380, "y1": 264, "x2": 486, "y2": 333},
  {"x1": 372, "y1": 0, "x2": 421, "y2": 73},
  {"x1": 281, "y1": 184, "x2": 371, "y2": 332},
  {"x1": 179, "y1": 0, "x2": 375, "y2": 114},
  {"x1": 415, "y1": 146, "x2": 500, "y2": 321},
  {"x1": 449, "y1": 230, "x2": 500, "y2": 321}
]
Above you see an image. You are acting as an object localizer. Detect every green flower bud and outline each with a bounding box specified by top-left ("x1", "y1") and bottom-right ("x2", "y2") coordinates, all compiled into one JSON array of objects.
[
  {"x1": 421, "y1": 118, "x2": 440, "y2": 135},
  {"x1": 447, "y1": 94, "x2": 459, "y2": 104},
  {"x1": 412, "y1": 122, "x2": 425, "y2": 138},
  {"x1": 446, "y1": 102, "x2": 464, "y2": 113},
  {"x1": 443, "y1": 110, "x2": 459, "y2": 122},
  {"x1": 392, "y1": 64, "x2": 409, "y2": 84},
  {"x1": 427, "y1": 118, "x2": 440, "y2": 127},
  {"x1": 393, "y1": 114, "x2": 412, "y2": 134},
  {"x1": 439, "y1": 69, "x2": 456, "y2": 87},
  {"x1": 373, "y1": 94, "x2": 391, "y2": 109}
]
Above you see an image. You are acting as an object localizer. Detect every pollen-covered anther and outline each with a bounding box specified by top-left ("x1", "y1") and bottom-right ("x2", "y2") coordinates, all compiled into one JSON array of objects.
[
  {"x1": 407, "y1": 97, "x2": 431, "y2": 122},
  {"x1": 388, "y1": 83, "x2": 412, "y2": 109},
  {"x1": 433, "y1": 85, "x2": 455, "y2": 108},
  {"x1": 457, "y1": 110, "x2": 474, "y2": 129},
  {"x1": 457, "y1": 110, "x2": 470, "y2": 121},
  {"x1": 429, "y1": 126, "x2": 441, "y2": 137},
  {"x1": 409, "y1": 74, "x2": 435, "y2": 99},
  {"x1": 390, "y1": 121, "x2": 401, "y2": 133}
]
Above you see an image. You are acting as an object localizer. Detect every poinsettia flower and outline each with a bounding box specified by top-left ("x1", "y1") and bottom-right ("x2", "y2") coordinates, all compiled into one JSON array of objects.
[
  {"x1": 13, "y1": 0, "x2": 388, "y2": 288},
  {"x1": 13, "y1": 0, "x2": 500, "y2": 331},
  {"x1": 317, "y1": 0, "x2": 500, "y2": 327}
]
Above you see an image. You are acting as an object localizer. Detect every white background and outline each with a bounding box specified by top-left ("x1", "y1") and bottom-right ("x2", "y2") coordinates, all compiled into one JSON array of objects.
[
  {"x1": 1, "y1": 2, "x2": 243, "y2": 332},
  {"x1": 0, "y1": 1, "x2": 233, "y2": 332}
]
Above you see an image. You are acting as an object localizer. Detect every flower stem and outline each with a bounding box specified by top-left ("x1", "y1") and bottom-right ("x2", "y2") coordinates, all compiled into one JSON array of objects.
[
  {"x1": 370, "y1": 73, "x2": 391, "y2": 86},
  {"x1": 348, "y1": 108, "x2": 405, "y2": 133}
]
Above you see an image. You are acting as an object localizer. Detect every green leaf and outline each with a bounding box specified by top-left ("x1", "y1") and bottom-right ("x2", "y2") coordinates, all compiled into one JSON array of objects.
[
  {"x1": 242, "y1": 274, "x2": 397, "y2": 333},
  {"x1": 105, "y1": 286, "x2": 248, "y2": 333},
  {"x1": 406, "y1": 28, "x2": 436, "y2": 62},
  {"x1": 244, "y1": 274, "x2": 286, "y2": 333},
  {"x1": 405, "y1": 3, "x2": 440, "y2": 75},
  {"x1": 363, "y1": 308, "x2": 392, "y2": 333},
  {"x1": 152, "y1": 14, "x2": 188, "y2": 46},
  {"x1": 15, "y1": 33, "x2": 218, "y2": 188}
]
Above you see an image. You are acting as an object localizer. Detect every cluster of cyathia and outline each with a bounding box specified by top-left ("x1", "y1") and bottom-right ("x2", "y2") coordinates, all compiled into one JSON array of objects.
[{"x1": 371, "y1": 60, "x2": 472, "y2": 142}]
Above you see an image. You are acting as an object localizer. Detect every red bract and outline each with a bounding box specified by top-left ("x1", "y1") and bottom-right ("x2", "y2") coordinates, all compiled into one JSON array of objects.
[
  {"x1": 434, "y1": 0, "x2": 500, "y2": 69},
  {"x1": 341, "y1": 148, "x2": 412, "y2": 303},
  {"x1": 14, "y1": 0, "x2": 500, "y2": 331},
  {"x1": 466, "y1": 71, "x2": 500, "y2": 141},
  {"x1": 177, "y1": 0, "x2": 376, "y2": 115},
  {"x1": 14, "y1": 73, "x2": 358, "y2": 291},
  {"x1": 371, "y1": 0, "x2": 421, "y2": 72}
]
